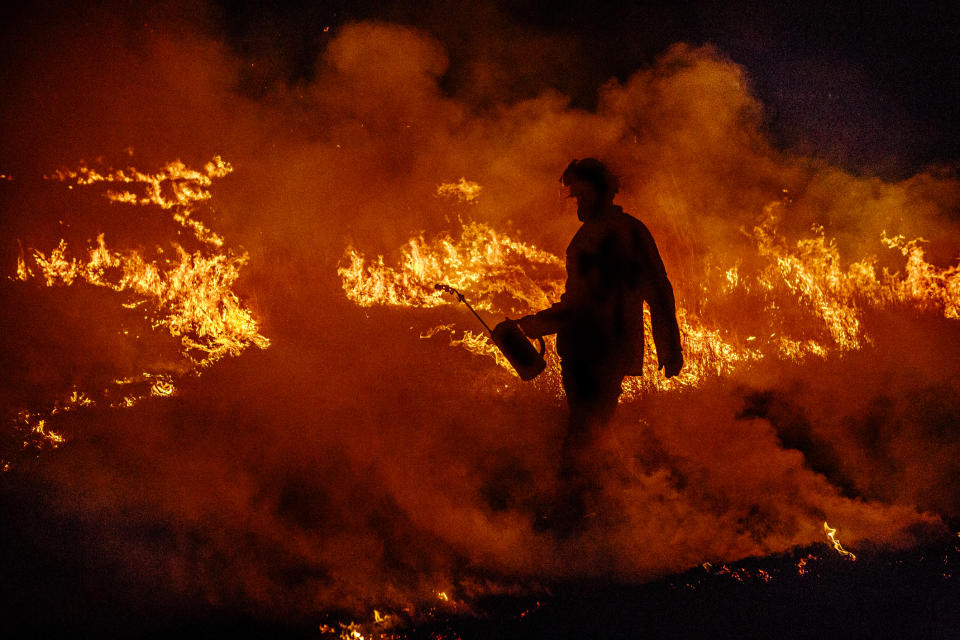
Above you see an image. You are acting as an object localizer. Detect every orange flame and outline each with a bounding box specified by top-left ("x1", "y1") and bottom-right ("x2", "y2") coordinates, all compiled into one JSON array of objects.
[
  {"x1": 436, "y1": 177, "x2": 483, "y2": 203},
  {"x1": 338, "y1": 190, "x2": 960, "y2": 400},
  {"x1": 338, "y1": 220, "x2": 564, "y2": 313},
  {"x1": 5, "y1": 157, "x2": 268, "y2": 469},
  {"x1": 823, "y1": 521, "x2": 857, "y2": 561},
  {"x1": 46, "y1": 156, "x2": 232, "y2": 247}
]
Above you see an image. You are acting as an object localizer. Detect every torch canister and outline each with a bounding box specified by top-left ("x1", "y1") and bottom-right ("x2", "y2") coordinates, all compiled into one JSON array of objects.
[
  {"x1": 435, "y1": 283, "x2": 547, "y2": 381},
  {"x1": 491, "y1": 318, "x2": 546, "y2": 380}
]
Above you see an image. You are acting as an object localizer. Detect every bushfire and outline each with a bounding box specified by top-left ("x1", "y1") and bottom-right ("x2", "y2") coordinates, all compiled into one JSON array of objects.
[
  {"x1": 2, "y1": 14, "x2": 959, "y2": 638},
  {"x1": 339, "y1": 184, "x2": 960, "y2": 398},
  {"x1": 6, "y1": 158, "x2": 269, "y2": 466}
]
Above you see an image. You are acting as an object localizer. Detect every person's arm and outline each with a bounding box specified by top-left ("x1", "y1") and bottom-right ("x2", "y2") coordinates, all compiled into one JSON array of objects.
[
  {"x1": 519, "y1": 292, "x2": 570, "y2": 338},
  {"x1": 519, "y1": 228, "x2": 587, "y2": 339},
  {"x1": 636, "y1": 224, "x2": 683, "y2": 377}
]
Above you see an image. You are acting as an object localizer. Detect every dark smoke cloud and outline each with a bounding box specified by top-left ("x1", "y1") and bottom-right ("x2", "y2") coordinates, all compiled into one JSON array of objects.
[{"x1": 1, "y1": 1, "x2": 959, "y2": 625}]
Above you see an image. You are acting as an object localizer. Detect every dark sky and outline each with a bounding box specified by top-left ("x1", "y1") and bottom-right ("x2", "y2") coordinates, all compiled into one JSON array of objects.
[{"x1": 211, "y1": 0, "x2": 960, "y2": 179}]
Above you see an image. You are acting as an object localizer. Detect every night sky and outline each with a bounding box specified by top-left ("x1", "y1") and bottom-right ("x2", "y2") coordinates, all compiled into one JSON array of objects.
[
  {"x1": 208, "y1": 0, "x2": 960, "y2": 178},
  {"x1": 2, "y1": 0, "x2": 957, "y2": 177}
]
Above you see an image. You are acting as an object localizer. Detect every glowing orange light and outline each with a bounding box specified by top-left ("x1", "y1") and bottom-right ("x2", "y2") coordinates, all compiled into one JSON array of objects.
[
  {"x1": 436, "y1": 178, "x2": 482, "y2": 203},
  {"x1": 5, "y1": 157, "x2": 268, "y2": 471},
  {"x1": 823, "y1": 521, "x2": 857, "y2": 561},
  {"x1": 339, "y1": 195, "x2": 960, "y2": 401}
]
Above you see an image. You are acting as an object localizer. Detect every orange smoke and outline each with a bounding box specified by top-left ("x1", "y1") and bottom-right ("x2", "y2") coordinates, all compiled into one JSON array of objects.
[{"x1": 1, "y1": 9, "x2": 959, "y2": 627}]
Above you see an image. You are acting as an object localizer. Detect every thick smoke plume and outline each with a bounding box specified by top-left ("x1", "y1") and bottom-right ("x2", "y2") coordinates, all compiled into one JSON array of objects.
[{"x1": 1, "y1": 3, "x2": 959, "y2": 625}]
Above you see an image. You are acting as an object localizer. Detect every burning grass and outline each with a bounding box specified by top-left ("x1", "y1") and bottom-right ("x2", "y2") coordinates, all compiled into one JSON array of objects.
[{"x1": 1, "y1": 15, "x2": 960, "y2": 637}]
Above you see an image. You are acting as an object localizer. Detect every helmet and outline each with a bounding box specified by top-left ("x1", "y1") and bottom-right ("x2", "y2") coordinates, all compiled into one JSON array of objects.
[{"x1": 560, "y1": 158, "x2": 620, "y2": 198}]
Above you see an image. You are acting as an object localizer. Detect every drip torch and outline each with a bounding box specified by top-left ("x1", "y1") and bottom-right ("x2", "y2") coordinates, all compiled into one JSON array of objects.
[{"x1": 434, "y1": 283, "x2": 547, "y2": 381}]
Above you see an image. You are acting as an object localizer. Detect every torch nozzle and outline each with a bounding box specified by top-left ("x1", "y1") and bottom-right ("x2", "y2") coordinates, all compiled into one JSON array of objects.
[
  {"x1": 433, "y1": 283, "x2": 491, "y2": 334},
  {"x1": 434, "y1": 283, "x2": 465, "y2": 302}
]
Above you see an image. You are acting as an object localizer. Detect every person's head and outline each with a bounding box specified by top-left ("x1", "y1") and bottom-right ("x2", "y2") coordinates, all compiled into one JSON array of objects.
[{"x1": 560, "y1": 158, "x2": 620, "y2": 220}]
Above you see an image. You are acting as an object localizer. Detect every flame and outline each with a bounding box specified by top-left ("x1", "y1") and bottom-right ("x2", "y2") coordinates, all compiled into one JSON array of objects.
[
  {"x1": 46, "y1": 156, "x2": 232, "y2": 247},
  {"x1": 338, "y1": 192, "x2": 960, "y2": 400},
  {"x1": 338, "y1": 220, "x2": 564, "y2": 312},
  {"x1": 12, "y1": 410, "x2": 67, "y2": 452},
  {"x1": 436, "y1": 177, "x2": 482, "y2": 203},
  {"x1": 31, "y1": 419, "x2": 65, "y2": 446},
  {"x1": 880, "y1": 233, "x2": 960, "y2": 318},
  {"x1": 5, "y1": 157, "x2": 268, "y2": 470},
  {"x1": 26, "y1": 232, "x2": 268, "y2": 365},
  {"x1": 823, "y1": 521, "x2": 857, "y2": 561},
  {"x1": 795, "y1": 554, "x2": 816, "y2": 576},
  {"x1": 149, "y1": 376, "x2": 176, "y2": 397},
  {"x1": 753, "y1": 212, "x2": 866, "y2": 351}
]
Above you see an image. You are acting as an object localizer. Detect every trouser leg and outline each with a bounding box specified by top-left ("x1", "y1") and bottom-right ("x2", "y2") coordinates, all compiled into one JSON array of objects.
[{"x1": 557, "y1": 359, "x2": 624, "y2": 506}]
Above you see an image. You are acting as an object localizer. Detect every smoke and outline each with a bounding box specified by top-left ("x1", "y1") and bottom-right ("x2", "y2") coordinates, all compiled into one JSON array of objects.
[{"x1": 2, "y1": 2, "x2": 959, "y2": 626}]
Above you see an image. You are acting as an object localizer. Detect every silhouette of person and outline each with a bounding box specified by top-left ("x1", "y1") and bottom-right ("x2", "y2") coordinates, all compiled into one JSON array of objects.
[{"x1": 519, "y1": 158, "x2": 683, "y2": 531}]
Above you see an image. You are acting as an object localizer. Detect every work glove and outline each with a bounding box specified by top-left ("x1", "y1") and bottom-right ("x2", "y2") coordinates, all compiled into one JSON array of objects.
[{"x1": 518, "y1": 314, "x2": 545, "y2": 339}]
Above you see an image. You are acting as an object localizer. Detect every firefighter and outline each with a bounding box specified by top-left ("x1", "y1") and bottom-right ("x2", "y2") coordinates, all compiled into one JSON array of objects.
[{"x1": 519, "y1": 158, "x2": 683, "y2": 532}]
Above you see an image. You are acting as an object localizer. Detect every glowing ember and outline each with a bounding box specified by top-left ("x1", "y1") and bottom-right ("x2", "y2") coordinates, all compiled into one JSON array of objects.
[{"x1": 149, "y1": 376, "x2": 176, "y2": 397}]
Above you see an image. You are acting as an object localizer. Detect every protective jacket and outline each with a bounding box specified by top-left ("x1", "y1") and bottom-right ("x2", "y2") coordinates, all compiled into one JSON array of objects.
[{"x1": 531, "y1": 205, "x2": 681, "y2": 375}]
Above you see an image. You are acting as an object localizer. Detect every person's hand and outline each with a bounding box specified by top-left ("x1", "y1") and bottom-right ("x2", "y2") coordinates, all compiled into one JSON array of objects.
[
  {"x1": 660, "y1": 353, "x2": 683, "y2": 378},
  {"x1": 518, "y1": 314, "x2": 544, "y2": 339}
]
